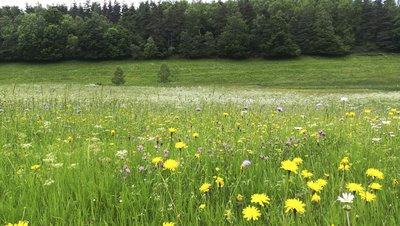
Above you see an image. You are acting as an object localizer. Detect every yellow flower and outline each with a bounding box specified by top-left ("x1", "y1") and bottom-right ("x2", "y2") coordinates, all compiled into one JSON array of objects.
[
  {"x1": 301, "y1": 170, "x2": 313, "y2": 179},
  {"x1": 366, "y1": 168, "x2": 384, "y2": 179},
  {"x1": 194, "y1": 153, "x2": 200, "y2": 158},
  {"x1": 316, "y1": 179, "x2": 328, "y2": 188},
  {"x1": 345, "y1": 112, "x2": 356, "y2": 117},
  {"x1": 285, "y1": 198, "x2": 306, "y2": 214},
  {"x1": 168, "y1": 128, "x2": 177, "y2": 133},
  {"x1": 67, "y1": 136, "x2": 73, "y2": 143},
  {"x1": 364, "y1": 109, "x2": 372, "y2": 114},
  {"x1": 31, "y1": 164, "x2": 41, "y2": 170},
  {"x1": 152, "y1": 157, "x2": 163, "y2": 165},
  {"x1": 369, "y1": 183, "x2": 382, "y2": 191},
  {"x1": 293, "y1": 157, "x2": 303, "y2": 165},
  {"x1": 280, "y1": 160, "x2": 298, "y2": 174},
  {"x1": 307, "y1": 181, "x2": 323, "y2": 193},
  {"x1": 111, "y1": 129, "x2": 116, "y2": 136},
  {"x1": 175, "y1": 141, "x2": 188, "y2": 149},
  {"x1": 163, "y1": 159, "x2": 179, "y2": 172},
  {"x1": 223, "y1": 112, "x2": 229, "y2": 117},
  {"x1": 6, "y1": 221, "x2": 28, "y2": 226},
  {"x1": 359, "y1": 191, "x2": 376, "y2": 202},
  {"x1": 392, "y1": 178, "x2": 399, "y2": 186},
  {"x1": 162, "y1": 222, "x2": 175, "y2": 226},
  {"x1": 199, "y1": 204, "x2": 206, "y2": 209},
  {"x1": 251, "y1": 193, "x2": 270, "y2": 207},
  {"x1": 339, "y1": 156, "x2": 351, "y2": 171},
  {"x1": 346, "y1": 183, "x2": 365, "y2": 194},
  {"x1": 236, "y1": 194, "x2": 244, "y2": 202},
  {"x1": 199, "y1": 183, "x2": 211, "y2": 193},
  {"x1": 311, "y1": 193, "x2": 321, "y2": 203},
  {"x1": 192, "y1": 132, "x2": 199, "y2": 138},
  {"x1": 215, "y1": 176, "x2": 224, "y2": 188},
  {"x1": 242, "y1": 205, "x2": 261, "y2": 221}
]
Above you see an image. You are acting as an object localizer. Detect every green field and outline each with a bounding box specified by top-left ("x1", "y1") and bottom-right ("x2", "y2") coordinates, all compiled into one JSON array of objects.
[{"x1": 0, "y1": 55, "x2": 399, "y2": 90}]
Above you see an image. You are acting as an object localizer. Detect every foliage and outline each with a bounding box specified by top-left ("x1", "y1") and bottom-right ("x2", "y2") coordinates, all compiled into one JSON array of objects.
[
  {"x1": 158, "y1": 63, "x2": 171, "y2": 83},
  {"x1": 111, "y1": 66, "x2": 125, "y2": 85}
]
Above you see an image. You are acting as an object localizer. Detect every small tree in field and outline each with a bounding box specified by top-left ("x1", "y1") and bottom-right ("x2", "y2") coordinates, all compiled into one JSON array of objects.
[
  {"x1": 111, "y1": 67, "x2": 125, "y2": 85},
  {"x1": 158, "y1": 64, "x2": 171, "y2": 83}
]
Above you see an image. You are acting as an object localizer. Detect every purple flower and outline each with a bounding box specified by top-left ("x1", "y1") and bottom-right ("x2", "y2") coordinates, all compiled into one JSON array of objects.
[
  {"x1": 137, "y1": 144, "x2": 144, "y2": 152},
  {"x1": 120, "y1": 165, "x2": 131, "y2": 174},
  {"x1": 163, "y1": 149, "x2": 169, "y2": 158},
  {"x1": 317, "y1": 130, "x2": 326, "y2": 136},
  {"x1": 277, "y1": 106, "x2": 283, "y2": 112},
  {"x1": 43, "y1": 105, "x2": 49, "y2": 110},
  {"x1": 197, "y1": 147, "x2": 203, "y2": 153},
  {"x1": 138, "y1": 166, "x2": 145, "y2": 172},
  {"x1": 241, "y1": 160, "x2": 251, "y2": 168}
]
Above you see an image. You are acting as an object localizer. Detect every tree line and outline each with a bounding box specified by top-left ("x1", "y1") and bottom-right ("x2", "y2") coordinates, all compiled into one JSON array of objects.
[{"x1": 1, "y1": 0, "x2": 400, "y2": 61}]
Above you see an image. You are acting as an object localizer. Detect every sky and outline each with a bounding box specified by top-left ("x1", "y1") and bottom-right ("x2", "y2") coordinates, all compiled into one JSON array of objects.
[{"x1": 0, "y1": 0, "x2": 169, "y2": 9}]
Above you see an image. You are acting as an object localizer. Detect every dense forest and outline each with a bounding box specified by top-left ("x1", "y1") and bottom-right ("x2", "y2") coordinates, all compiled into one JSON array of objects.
[{"x1": 0, "y1": 0, "x2": 400, "y2": 61}]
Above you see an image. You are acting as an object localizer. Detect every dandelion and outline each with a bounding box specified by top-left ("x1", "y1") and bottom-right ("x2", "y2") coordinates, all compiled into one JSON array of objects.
[
  {"x1": 293, "y1": 157, "x2": 303, "y2": 165},
  {"x1": 162, "y1": 222, "x2": 175, "y2": 226},
  {"x1": 175, "y1": 141, "x2": 188, "y2": 149},
  {"x1": 199, "y1": 183, "x2": 211, "y2": 193},
  {"x1": 337, "y1": 193, "x2": 355, "y2": 203},
  {"x1": 359, "y1": 191, "x2": 376, "y2": 202},
  {"x1": 339, "y1": 156, "x2": 351, "y2": 171},
  {"x1": 168, "y1": 127, "x2": 177, "y2": 134},
  {"x1": 111, "y1": 129, "x2": 116, "y2": 136},
  {"x1": 301, "y1": 170, "x2": 313, "y2": 179},
  {"x1": 366, "y1": 168, "x2": 384, "y2": 179},
  {"x1": 199, "y1": 204, "x2": 206, "y2": 209},
  {"x1": 251, "y1": 193, "x2": 270, "y2": 207},
  {"x1": 6, "y1": 221, "x2": 29, "y2": 226},
  {"x1": 284, "y1": 198, "x2": 306, "y2": 214},
  {"x1": 163, "y1": 159, "x2": 179, "y2": 172},
  {"x1": 369, "y1": 183, "x2": 382, "y2": 191},
  {"x1": 280, "y1": 160, "x2": 298, "y2": 174},
  {"x1": 120, "y1": 165, "x2": 131, "y2": 174},
  {"x1": 223, "y1": 112, "x2": 229, "y2": 117},
  {"x1": 31, "y1": 164, "x2": 41, "y2": 170},
  {"x1": 152, "y1": 157, "x2": 163, "y2": 166},
  {"x1": 242, "y1": 205, "x2": 261, "y2": 221},
  {"x1": 311, "y1": 193, "x2": 321, "y2": 203},
  {"x1": 215, "y1": 176, "x2": 224, "y2": 188},
  {"x1": 192, "y1": 132, "x2": 199, "y2": 138},
  {"x1": 236, "y1": 194, "x2": 244, "y2": 202},
  {"x1": 316, "y1": 179, "x2": 328, "y2": 188},
  {"x1": 224, "y1": 209, "x2": 233, "y2": 222},
  {"x1": 346, "y1": 183, "x2": 364, "y2": 194},
  {"x1": 307, "y1": 181, "x2": 323, "y2": 193}
]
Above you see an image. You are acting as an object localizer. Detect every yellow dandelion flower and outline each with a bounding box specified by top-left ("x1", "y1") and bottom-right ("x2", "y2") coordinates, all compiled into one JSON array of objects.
[
  {"x1": 168, "y1": 128, "x2": 177, "y2": 133},
  {"x1": 285, "y1": 198, "x2": 306, "y2": 214},
  {"x1": 199, "y1": 204, "x2": 206, "y2": 209},
  {"x1": 223, "y1": 112, "x2": 229, "y2": 117},
  {"x1": 199, "y1": 183, "x2": 211, "y2": 193},
  {"x1": 366, "y1": 168, "x2": 384, "y2": 179},
  {"x1": 236, "y1": 194, "x2": 244, "y2": 202},
  {"x1": 175, "y1": 141, "x2": 188, "y2": 149},
  {"x1": 6, "y1": 221, "x2": 29, "y2": 226},
  {"x1": 359, "y1": 191, "x2": 376, "y2": 202},
  {"x1": 215, "y1": 176, "x2": 225, "y2": 188},
  {"x1": 280, "y1": 160, "x2": 298, "y2": 174},
  {"x1": 31, "y1": 164, "x2": 41, "y2": 170},
  {"x1": 307, "y1": 181, "x2": 323, "y2": 193},
  {"x1": 162, "y1": 222, "x2": 175, "y2": 226},
  {"x1": 293, "y1": 157, "x2": 303, "y2": 165},
  {"x1": 152, "y1": 157, "x2": 163, "y2": 165},
  {"x1": 192, "y1": 132, "x2": 199, "y2": 138},
  {"x1": 194, "y1": 153, "x2": 200, "y2": 158},
  {"x1": 111, "y1": 129, "x2": 116, "y2": 136},
  {"x1": 311, "y1": 193, "x2": 321, "y2": 203},
  {"x1": 364, "y1": 109, "x2": 372, "y2": 114},
  {"x1": 242, "y1": 205, "x2": 261, "y2": 221},
  {"x1": 369, "y1": 183, "x2": 382, "y2": 191},
  {"x1": 301, "y1": 170, "x2": 313, "y2": 179},
  {"x1": 346, "y1": 183, "x2": 365, "y2": 193},
  {"x1": 392, "y1": 178, "x2": 399, "y2": 186},
  {"x1": 163, "y1": 159, "x2": 179, "y2": 172},
  {"x1": 316, "y1": 179, "x2": 328, "y2": 188},
  {"x1": 251, "y1": 193, "x2": 270, "y2": 207}
]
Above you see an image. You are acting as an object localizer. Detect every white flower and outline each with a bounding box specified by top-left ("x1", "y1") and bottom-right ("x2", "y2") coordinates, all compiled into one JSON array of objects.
[
  {"x1": 44, "y1": 179, "x2": 55, "y2": 186},
  {"x1": 116, "y1": 149, "x2": 128, "y2": 159},
  {"x1": 340, "y1": 97, "x2": 348, "y2": 102},
  {"x1": 337, "y1": 193, "x2": 354, "y2": 203}
]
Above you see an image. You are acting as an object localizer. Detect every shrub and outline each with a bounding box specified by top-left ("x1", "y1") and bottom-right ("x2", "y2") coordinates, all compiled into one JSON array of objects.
[
  {"x1": 158, "y1": 64, "x2": 171, "y2": 83},
  {"x1": 111, "y1": 67, "x2": 125, "y2": 85}
]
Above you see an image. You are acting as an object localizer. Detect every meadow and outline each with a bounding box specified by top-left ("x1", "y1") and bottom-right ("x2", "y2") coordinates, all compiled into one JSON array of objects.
[
  {"x1": 0, "y1": 84, "x2": 399, "y2": 225},
  {"x1": 0, "y1": 54, "x2": 400, "y2": 90}
]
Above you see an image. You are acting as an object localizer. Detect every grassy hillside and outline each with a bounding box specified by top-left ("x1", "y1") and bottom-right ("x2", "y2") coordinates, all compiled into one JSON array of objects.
[{"x1": 0, "y1": 55, "x2": 399, "y2": 90}]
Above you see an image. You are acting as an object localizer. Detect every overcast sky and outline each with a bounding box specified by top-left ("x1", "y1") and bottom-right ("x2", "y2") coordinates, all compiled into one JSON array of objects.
[{"x1": 0, "y1": 0, "x2": 201, "y2": 9}]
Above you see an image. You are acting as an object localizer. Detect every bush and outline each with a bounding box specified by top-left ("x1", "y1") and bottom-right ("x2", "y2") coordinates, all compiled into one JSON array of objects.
[
  {"x1": 111, "y1": 67, "x2": 125, "y2": 85},
  {"x1": 158, "y1": 64, "x2": 171, "y2": 83}
]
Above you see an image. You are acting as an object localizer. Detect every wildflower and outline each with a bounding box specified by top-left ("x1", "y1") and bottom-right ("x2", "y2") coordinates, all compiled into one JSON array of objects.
[
  {"x1": 163, "y1": 159, "x2": 179, "y2": 172},
  {"x1": 301, "y1": 170, "x2": 313, "y2": 179},
  {"x1": 339, "y1": 156, "x2": 351, "y2": 171},
  {"x1": 280, "y1": 160, "x2": 298, "y2": 174},
  {"x1": 392, "y1": 178, "x2": 399, "y2": 186},
  {"x1": 317, "y1": 130, "x2": 326, "y2": 136},
  {"x1": 111, "y1": 129, "x2": 116, "y2": 136},
  {"x1": 224, "y1": 209, "x2": 233, "y2": 222},
  {"x1": 345, "y1": 112, "x2": 356, "y2": 117},
  {"x1": 284, "y1": 198, "x2": 306, "y2": 214},
  {"x1": 120, "y1": 165, "x2": 131, "y2": 174},
  {"x1": 6, "y1": 221, "x2": 28, "y2": 226},
  {"x1": 251, "y1": 193, "x2": 270, "y2": 207},
  {"x1": 162, "y1": 222, "x2": 175, "y2": 226},
  {"x1": 359, "y1": 191, "x2": 376, "y2": 202},
  {"x1": 293, "y1": 157, "x2": 303, "y2": 165},
  {"x1": 223, "y1": 112, "x2": 229, "y2": 117},
  {"x1": 199, "y1": 183, "x2": 211, "y2": 193},
  {"x1": 240, "y1": 160, "x2": 251, "y2": 169},
  {"x1": 194, "y1": 153, "x2": 200, "y2": 158},
  {"x1": 152, "y1": 157, "x2": 163, "y2": 166},
  {"x1": 192, "y1": 132, "x2": 199, "y2": 138},
  {"x1": 175, "y1": 141, "x2": 188, "y2": 149},
  {"x1": 168, "y1": 127, "x2": 177, "y2": 134},
  {"x1": 316, "y1": 179, "x2": 328, "y2": 188},
  {"x1": 236, "y1": 194, "x2": 244, "y2": 202},
  {"x1": 215, "y1": 176, "x2": 225, "y2": 188},
  {"x1": 307, "y1": 181, "x2": 323, "y2": 193},
  {"x1": 199, "y1": 204, "x2": 206, "y2": 209},
  {"x1": 44, "y1": 179, "x2": 55, "y2": 186},
  {"x1": 311, "y1": 193, "x2": 321, "y2": 203},
  {"x1": 340, "y1": 97, "x2": 348, "y2": 102},
  {"x1": 137, "y1": 144, "x2": 144, "y2": 152},
  {"x1": 346, "y1": 183, "x2": 364, "y2": 194},
  {"x1": 242, "y1": 205, "x2": 261, "y2": 221},
  {"x1": 67, "y1": 136, "x2": 73, "y2": 143},
  {"x1": 369, "y1": 183, "x2": 382, "y2": 191},
  {"x1": 337, "y1": 193, "x2": 355, "y2": 203},
  {"x1": 366, "y1": 168, "x2": 384, "y2": 179},
  {"x1": 31, "y1": 164, "x2": 41, "y2": 170},
  {"x1": 364, "y1": 109, "x2": 372, "y2": 114},
  {"x1": 116, "y1": 149, "x2": 128, "y2": 159},
  {"x1": 138, "y1": 166, "x2": 145, "y2": 172},
  {"x1": 277, "y1": 106, "x2": 283, "y2": 112}
]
